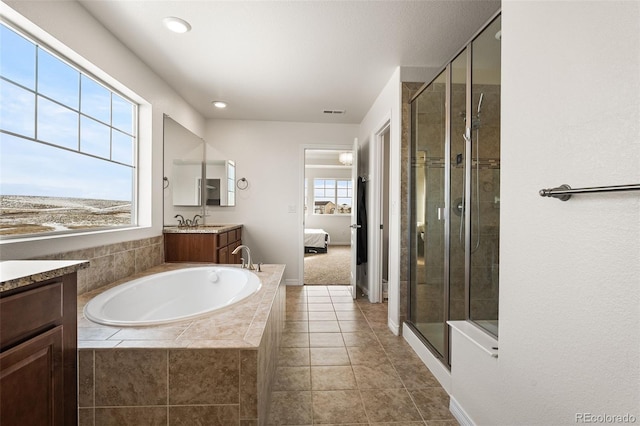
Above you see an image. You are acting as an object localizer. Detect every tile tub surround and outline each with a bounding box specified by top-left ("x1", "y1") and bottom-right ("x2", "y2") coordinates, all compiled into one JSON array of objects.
[
  {"x1": 34, "y1": 235, "x2": 164, "y2": 295},
  {"x1": 77, "y1": 263, "x2": 285, "y2": 426}
]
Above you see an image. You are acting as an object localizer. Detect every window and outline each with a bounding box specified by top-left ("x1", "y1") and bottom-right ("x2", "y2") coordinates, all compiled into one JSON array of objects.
[
  {"x1": 0, "y1": 22, "x2": 137, "y2": 238},
  {"x1": 313, "y1": 178, "x2": 352, "y2": 215}
]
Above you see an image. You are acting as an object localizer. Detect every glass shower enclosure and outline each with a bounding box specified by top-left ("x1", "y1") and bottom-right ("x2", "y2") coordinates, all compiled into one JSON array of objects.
[{"x1": 408, "y1": 14, "x2": 501, "y2": 367}]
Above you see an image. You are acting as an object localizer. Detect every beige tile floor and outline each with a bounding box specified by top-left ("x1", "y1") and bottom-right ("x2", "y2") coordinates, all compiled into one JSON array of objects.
[{"x1": 267, "y1": 285, "x2": 459, "y2": 426}]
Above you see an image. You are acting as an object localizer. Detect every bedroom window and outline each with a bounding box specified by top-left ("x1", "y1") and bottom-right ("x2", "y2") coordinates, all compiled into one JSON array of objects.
[
  {"x1": 0, "y1": 22, "x2": 138, "y2": 238},
  {"x1": 313, "y1": 178, "x2": 352, "y2": 215}
]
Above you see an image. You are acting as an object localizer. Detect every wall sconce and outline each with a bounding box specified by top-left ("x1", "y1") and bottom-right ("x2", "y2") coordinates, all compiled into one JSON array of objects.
[{"x1": 339, "y1": 152, "x2": 353, "y2": 166}]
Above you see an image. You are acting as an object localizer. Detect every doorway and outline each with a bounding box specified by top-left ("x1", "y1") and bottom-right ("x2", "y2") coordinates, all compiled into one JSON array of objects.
[
  {"x1": 302, "y1": 147, "x2": 354, "y2": 286},
  {"x1": 366, "y1": 121, "x2": 391, "y2": 303},
  {"x1": 380, "y1": 127, "x2": 391, "y2": 299}
]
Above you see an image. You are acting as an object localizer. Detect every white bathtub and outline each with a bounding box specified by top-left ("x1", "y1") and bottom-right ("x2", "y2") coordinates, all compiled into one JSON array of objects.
[{"x1": 84, "y1": 266, "x2": 261, "y2": 326}]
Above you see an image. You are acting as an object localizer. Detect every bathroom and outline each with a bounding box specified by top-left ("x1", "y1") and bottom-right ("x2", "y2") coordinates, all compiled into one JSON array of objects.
[{"x1": 1, "y1": 1, "x2": 638, "y2": 425}]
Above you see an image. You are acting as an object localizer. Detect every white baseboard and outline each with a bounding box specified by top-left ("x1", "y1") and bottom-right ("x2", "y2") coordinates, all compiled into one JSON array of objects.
[
  {"x1": 387, "y1": 317, "x2": 400, "y2": 336},
  {"x1": 402, "y1": 323, "x2": 451, "y2": 393},
  {"x1": 285, "y1": 278, "x2": 300, "y2": 286},
  {"x1": 450, "y1": 396, "x2": 475, "y2": 426}
]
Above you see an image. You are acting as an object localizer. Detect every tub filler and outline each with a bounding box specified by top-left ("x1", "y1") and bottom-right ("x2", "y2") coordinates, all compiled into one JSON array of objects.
[{"x1": 77, "y1": 263, "x2": 285, "y2": 426}]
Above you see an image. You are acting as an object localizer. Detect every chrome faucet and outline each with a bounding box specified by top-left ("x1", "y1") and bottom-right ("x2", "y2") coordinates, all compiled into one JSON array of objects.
[
  {"x1": 231, "y1": 245, "x2": 254, "y2": 270},
  {"x1": 174, "y1": 214, "x2": 186, "y2": 227}
]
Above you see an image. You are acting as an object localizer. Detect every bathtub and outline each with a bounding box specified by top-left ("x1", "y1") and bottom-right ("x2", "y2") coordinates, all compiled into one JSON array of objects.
[{"x1": 83, "y1": 266, "x2": 261, "y2": 326}]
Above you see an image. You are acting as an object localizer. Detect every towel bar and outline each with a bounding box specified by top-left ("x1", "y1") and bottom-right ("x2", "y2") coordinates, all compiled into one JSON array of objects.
[{"x1": 539, "y1": 184, "x2": 640, "y2": 201}]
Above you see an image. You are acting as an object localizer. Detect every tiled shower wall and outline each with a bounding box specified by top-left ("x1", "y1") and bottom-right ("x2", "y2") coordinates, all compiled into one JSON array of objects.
[
  {"x1": 405, "y1": 80, "x2": 501, "y2": 325},
  {"x1": 35, "y1": 235, "x2": 164, "y2": 294}
]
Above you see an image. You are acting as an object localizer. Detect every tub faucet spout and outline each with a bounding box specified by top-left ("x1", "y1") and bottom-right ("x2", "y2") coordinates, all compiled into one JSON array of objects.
[{"x1": 231, "y1": 245, "x2": 254, "y2": 270}]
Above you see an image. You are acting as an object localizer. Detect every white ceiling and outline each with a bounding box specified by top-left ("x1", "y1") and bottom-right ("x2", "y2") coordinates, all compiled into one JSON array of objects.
[{"x1": 78, "y1": 0, "x2": 500, "y2": 124}]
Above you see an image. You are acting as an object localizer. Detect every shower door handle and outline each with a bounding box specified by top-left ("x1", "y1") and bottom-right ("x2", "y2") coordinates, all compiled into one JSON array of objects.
[{"x1": 350, "y1": 224, "x2": 361, "y2": 229}]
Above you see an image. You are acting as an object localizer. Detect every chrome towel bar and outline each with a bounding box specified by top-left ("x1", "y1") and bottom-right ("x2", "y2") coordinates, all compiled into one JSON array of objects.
[{"x1": 539, "y1": 183, "x2": 640, "y2": 201}]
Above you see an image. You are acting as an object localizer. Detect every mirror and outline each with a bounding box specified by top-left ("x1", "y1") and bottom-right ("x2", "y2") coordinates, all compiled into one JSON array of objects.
[
  {"x1": 172, "y1": 160, "x2": 202, "y2": 206},
  {"x1": 163, "y1": 116, "x2": 236, "y2": 225},
  {"x1": 204, "y1": 160, "x2": 236, "y2": 206}
]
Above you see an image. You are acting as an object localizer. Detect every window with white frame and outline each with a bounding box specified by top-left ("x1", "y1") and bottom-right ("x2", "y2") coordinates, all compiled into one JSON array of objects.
[
  {"x1": 313, "y1": 178, "x2": 352, "y2": 215},
  {"x1": 0, "y1": 22, "x2": 137, "y2": 238}
]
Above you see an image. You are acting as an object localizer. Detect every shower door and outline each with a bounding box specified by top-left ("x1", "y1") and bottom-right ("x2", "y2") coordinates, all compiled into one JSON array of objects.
[
  {"x1": 408, "y1": 14, "x2": 501, "y2": 367},
  {"x1": 409, "y1": 70, "x2": 448, "y2": 357}
]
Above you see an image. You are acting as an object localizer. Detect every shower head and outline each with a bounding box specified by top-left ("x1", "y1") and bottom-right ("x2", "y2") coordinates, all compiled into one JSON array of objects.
[{"x1": 477, "y1": 93, "x2": 484, "y2": 115}]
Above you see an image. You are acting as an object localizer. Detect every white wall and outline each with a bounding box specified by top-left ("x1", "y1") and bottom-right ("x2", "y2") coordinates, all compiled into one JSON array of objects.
[
  {"x1": 0, "y1": 1, "x2": 205, "y2": 259},
  {"x1": 203, "y1": 119, "x2": 358, "y2": 284},
  {"x1": 453, "y1": 1, "x2": 640, "y2": 424},
  {"x1": 358, "y1": 67, "x2": 402, "y2": 327}
]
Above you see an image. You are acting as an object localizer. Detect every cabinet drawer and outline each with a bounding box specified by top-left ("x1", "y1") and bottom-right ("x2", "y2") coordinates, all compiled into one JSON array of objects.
[
  {"x1": 217, "y1": 231, "x2": 229, "y2": 247},
  {"x1": 230, "y1": 228, "x2": 242, "y2": 243},
  {"x1": 0, "y1": 282, "x2": 63, "y2": 348}
]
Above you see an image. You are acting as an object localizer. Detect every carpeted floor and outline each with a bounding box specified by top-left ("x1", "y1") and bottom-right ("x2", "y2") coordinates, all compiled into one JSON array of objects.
[{"x1": 304, "y1": 245, "x2": 351, "y2": 285}]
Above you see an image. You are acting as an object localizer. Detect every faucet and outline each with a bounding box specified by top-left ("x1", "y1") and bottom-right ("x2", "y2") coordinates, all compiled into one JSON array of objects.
[
  {"x1": 231, "y1": 245, "x2": 254, "y2": 270},
  {"x1": 174, "y1": 214, "x2": 185, "y2": 227},
  {"x1": 192, "y1": 214, "x2": 203, "y2": 226}
]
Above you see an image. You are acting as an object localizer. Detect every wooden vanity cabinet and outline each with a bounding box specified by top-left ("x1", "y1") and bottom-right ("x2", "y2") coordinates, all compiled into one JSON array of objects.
[
  {"x1": 164, "y1": 227, "x2": 243, "y2": 263},
  {"x1": 0, "y1": 273, "x2": 78, "y2": 426}
]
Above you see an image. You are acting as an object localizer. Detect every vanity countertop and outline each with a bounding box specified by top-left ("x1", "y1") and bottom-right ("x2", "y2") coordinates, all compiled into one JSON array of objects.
[
  {"x1": 0, "y1": 260, "x2": 90, "y2": 293},
  {"x1": 163, "y1": 224, "x2": 242, "y2": 234}
]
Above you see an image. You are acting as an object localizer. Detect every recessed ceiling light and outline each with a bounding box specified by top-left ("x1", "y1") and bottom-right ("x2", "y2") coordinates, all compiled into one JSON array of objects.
[
  {"x1": 162, "y1": 17, "x2": 191, "y2": 34},
  {"x1": 212, "y1": 101, "x2": 227, "y2": 109}
]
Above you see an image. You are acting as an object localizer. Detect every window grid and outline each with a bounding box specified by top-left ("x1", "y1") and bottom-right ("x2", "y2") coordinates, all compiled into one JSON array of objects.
[
  {"x1": 0, "y1": 23, "x2": 136, "y2": 169},
  {"x1": 1, "y1": 81, "x2": 135, "y2": 169},
  {"x1": 0, "y1": 21, "x2": 139, "y2": 238},
  {"x1": 313, "y1": 178, "x2": 353, "y2": 215}
]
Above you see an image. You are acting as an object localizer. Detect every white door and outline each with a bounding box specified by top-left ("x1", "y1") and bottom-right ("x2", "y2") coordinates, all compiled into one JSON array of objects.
[{"x1": 349, "y1": 138, "x2": 359, "y2": 299}]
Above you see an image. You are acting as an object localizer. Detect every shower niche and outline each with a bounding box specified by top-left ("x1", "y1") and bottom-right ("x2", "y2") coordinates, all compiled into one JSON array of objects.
[{"x1": 408, "y1": 14, "x2": 501, "y2": 367}]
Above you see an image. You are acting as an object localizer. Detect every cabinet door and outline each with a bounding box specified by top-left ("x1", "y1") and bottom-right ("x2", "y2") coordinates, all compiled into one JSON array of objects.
[
  {"x1": 218, "y1": 245, "x2": 229, "y2": 264},
  {"x1": 0, "y1": 326, "x2": 64, "y2": 426},
  {"x1": 165, "y1": 233, "x2": 216, "y2": 262}
]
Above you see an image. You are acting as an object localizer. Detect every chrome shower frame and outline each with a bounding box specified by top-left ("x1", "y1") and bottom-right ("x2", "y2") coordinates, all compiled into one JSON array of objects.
[{"x1": 407, "y1": 10, "x2": 501, "y2": 369}]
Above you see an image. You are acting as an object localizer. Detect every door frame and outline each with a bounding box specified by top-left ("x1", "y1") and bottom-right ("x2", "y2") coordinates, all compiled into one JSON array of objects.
[
  {"x1": 368, "y1": 118, "x2": 391, "y2": 303},
  {"x1": 298, "y1": 143, "x2": 354, "y2": 287}
]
